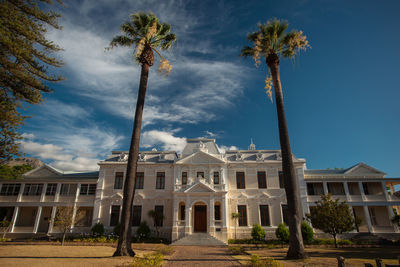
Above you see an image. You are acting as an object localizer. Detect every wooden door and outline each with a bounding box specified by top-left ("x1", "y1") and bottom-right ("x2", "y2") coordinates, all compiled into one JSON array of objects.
[{"x1": 194, "y1": 205, "x2": 207, "y2": 232}]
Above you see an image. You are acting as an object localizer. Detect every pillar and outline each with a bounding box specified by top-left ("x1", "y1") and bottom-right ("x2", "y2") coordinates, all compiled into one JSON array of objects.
[
  {"x1": 322, "y1": 182, "x2": 328, "y2": 195},
  {"x1": 210, "y1": 198, "x2": 215, "y2": 233},
  {"x1": 17, "y1": 184, "x2": 24, "y2": 202},
  {"x1": 48, "y1": 206, "x2": 57, "y2": 233},
  {"x1": 92, "y1": 171, "x2": 104, "y2": 225},
  {"x1": 343, "y1": 182, "x2": 350, "y2": 201},
  {"x1": 359, "y1": 182, "x2": 367, "y2": 201},
  {"x1": 363, "y1": 205, "x2": 373, "y2": 232},
  {"x1": 382, "y1": 182, "x2": 389, "y2": 201},
  {"x1": 10, "y1": 206, "x2": 19, "y2": 233},
  {"x1": 70, "y1": 183, "x2": 80, "y2": 231},
  {"x1": 55, "y1": 183, "x2": 61, "y2": 202},
  {"x1": 40, "y1": 183, "x2": 47, "y2": 202},
  {"x1": 33, "y1": 206, "x2": 42, "y2": 233}
]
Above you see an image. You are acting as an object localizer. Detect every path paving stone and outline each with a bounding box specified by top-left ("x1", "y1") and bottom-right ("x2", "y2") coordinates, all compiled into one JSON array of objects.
[{"x1": 164, "y1": 246, "x2": 241, "y2": 267}]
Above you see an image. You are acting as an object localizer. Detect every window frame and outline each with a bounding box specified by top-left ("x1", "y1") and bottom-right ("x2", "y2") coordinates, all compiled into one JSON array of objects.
[
  {"x1": 257, "y1": 171, "x2": 267, "y2": 189},
  {"x1": 60, "y1": 184, "x2": 77, "y2": 196},
  {"x1": 0, "y1": 184, "x2": 21, "y2": 196},
  {"x1": 45, "y1": 183, "x2": 57, "y2": 196},
  {"x1": 214, "y1": 204, "x2": 221, "y2": 220},
  {"x1": 132, "y1": 205, "x2": 142, "y2": 227},
  {"x1": 114, "y1": 172, "x2": 124, "y2": 190},
  {"x1": 156, "y1": 172, "x2": 165, "y2": 189},
  {"x1": 181, "y1": 172, "x2": 187, "y2": 185},
  {"x1": 213, "y1": 172, "x2": 220, "y2": 184},
  {"x1": 110, "y1": 205, "x2": 120, "y2": 227},
  {"x1": 259, "y1": 205, "x2": 271, "y2": 226},
  {"x1": 23, "y1": 183, "x2": 43, "y2": 196},
  {"x1": 237, "y1": 205, "x2": 247, "y2": 226},
  {"x1": 135, "y1": 172, "x2": 144, "y2": 189},
  {"x1": 154, "y1": 205, "x2": 164, "y2": 227},
  {"x1": 236, "y1": 172, "x2": 245, "y2": 189},
  {"x1": 80, "y1": 184, "x2": 96, "y2": 196}
]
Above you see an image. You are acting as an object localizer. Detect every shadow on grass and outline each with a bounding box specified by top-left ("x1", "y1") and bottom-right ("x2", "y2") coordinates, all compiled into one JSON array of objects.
[{"x1": 0, "y1": 256, "x2": 114, "y2": 259}]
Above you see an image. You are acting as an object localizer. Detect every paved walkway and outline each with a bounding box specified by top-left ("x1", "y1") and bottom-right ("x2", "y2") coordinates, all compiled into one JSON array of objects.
[{"x1": 164, "y1": 246, "x2": 241, "y2": 267}]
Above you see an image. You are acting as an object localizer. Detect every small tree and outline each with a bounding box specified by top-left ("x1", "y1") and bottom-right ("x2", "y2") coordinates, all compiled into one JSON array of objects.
[
  {"x1": 148, "y1": 210, "x2": 165, "y2": 238},
  {"x1": 251, "y1": 224, "x2": 266, "y2": 242},
  {"x1": 0, "y1": 217, "x2": 11, "y2": 239},
  {"x1": 301, "y1": 221, "x2": 314, "y2": 244},
  {"x1": 306, "y1": 194, "x2": 357, "y2": 248},
  {"x1": 136, "y1": 221, "x2": 151, "y2": 241},
  {"x1": 54, "y1": 206, "x2": 82, "y2": 245},
  {"x1": 91, "y1": 222, "x2": 105, "y2": 236},
  {"x1": 275, "y1": 223, "x2": 289, "y2": 243},
  {"x1": 231, "y1": 212, "x2": 240, "y2": 240}
]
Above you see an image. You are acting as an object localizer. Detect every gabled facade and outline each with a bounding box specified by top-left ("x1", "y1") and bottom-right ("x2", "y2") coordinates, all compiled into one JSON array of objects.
[{"x1": 0, "y1": 138, "x2": 399, "y2": 241}]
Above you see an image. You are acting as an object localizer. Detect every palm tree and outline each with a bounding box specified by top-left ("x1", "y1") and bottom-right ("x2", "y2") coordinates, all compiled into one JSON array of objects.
[
  {"x1": 241, "y1": 19, "x2": 309, "y2": 259},
  {"x1": 107, "y1": 12, "x2": 176, "y2": 257},
  {"x1": 231, "y1": 212, "x2": 240, "y2": 240}
]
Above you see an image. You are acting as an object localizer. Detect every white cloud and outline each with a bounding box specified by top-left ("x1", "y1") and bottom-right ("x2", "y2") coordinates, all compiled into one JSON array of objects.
[
  {"x1": 141, "y1": 130, "x2": 187, "y2": 152},
  {"x1": 20, "y1": 140, "x2": 71, "y2": 161},
  {"x1": 21, "y1": 133, "x2": 35, "y2": 140}
]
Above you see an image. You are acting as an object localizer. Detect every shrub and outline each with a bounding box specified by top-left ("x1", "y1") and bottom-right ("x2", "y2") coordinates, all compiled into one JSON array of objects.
[
  {"x1": 113, "y1": 223, "x2": 121, "y2": 235},
  {"x1": 156, "y1": 245, "x2": 174, "y2": 255},
  {"x1": 275, "y1": 223, "x2": 289, "y2": 243},
  {"x1": 229, "y1": 246, "x2": 246, "y2": 255},
  {"x1": 251, "y1": 224, "x2": 266, "y2": 242},
  {"x1": 131, "y1": 252, "x2": 163, "y2": 267},
  {"x1": 91, "y1": 222, "x2": 105, "y2": 236},
  {"x1": 301, "y1": 221, "x2": 314, "y2": 244},
  {"x1": 337, "y1": 239, "x2": 353, "y2": 246},
  {"x1": 136, "y1": 221, "x2": 151, "y2": 240},
  {"x1": 249, "y1": 255, "x2": 283, "y2": 267},
  {"x1": 228, "y1": 238, "x2": 253, "y2": 244}
]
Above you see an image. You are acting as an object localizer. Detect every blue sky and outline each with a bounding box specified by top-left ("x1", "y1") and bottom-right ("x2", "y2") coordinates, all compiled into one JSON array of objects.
[{"x1": 19, "y1": 0, "x2": 400, "y2": 176}]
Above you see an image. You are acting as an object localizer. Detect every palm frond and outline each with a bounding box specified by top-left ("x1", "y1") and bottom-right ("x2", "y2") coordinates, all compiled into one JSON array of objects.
[
  {"x1": 160, "y1": 33, "x2": 177, "y2": 50},
  {"x1": 107, "y1": 35, "x2": 134, "y2": 50},
  {"x1": 240, "y1": 46, "x2": 255, "y2": 57}
]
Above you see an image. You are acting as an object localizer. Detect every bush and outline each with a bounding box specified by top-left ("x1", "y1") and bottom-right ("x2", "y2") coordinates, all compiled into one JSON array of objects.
[
  {"x1": 228, "y1": 238, "x2": 253, "y2": 244},
  {"x1": 136, "y1": 221, "x2": 151, "y2": 240},
  {"x1": 113, "y1": 223, "x2": 121, "y2": 235},
  {"x1": 131, "y1": 252, "x2": 163, "y2": 267},
  {"x1": 91, "y1": 223, "x2": 104, "y2": 236},
  {"x1": 251, "y1": 224, "x2": 266, "y2": 242},
  {"x1": 275, "y1": 223, "x2": 289, "y2": 243},
  {"x1": 301, "y1": 221, "x2": 314, "y2": 244},
  {"x1": 249, "y1": 254, "x2": 283, "y2": 267},
  {"x1": 229, "y1": 246, "x2": 246, "y2": 255},
  {"x1": 337, "y1": 239, "x2": 353, "y2": 246}
]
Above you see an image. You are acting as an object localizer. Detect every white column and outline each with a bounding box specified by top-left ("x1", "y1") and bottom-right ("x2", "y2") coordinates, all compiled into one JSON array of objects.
[
  {"x1": 17, "y1": 184, "x2": 24, "y2": 202},
  {"x1": 55, "y1": 183, "x2": 61, "y2": 202},
  {"x1": 322, "y1": 182, "x2": 328, "y2": 195},
  {"x1": 70, "y1": 183, "x2": 80, "y2": 231},
  {"x1": 172, "y1": 199, "x2": 178, "y2": 227},
  {"x1": 359, "y1": 182, "x2": 366, "y2": 201},
  {"x1": 222, "y1": 196, "x2": 228, "y2": 228},
  {"x1": 382, "y1": 182, "x2": 389, "y2": 201},
  {"x1": 363, "y1": 206, "x2": 373, "y2": 232},
  {"x1": 40, "y1": 183, "x2": 47, "y2": 202},
  {"x1": 10, "y1": 206, "x2": 19, "y2": 233},
  {"x1": 92, "y1": 170, "x2": 104, "y2": 225},
  {"x1": 48, "y1": 206, "x2": 57, "y2": 233},
  {"x1": 185, "y1": 197, "x2": 191, "y2": 234},
  {"x1": 33, "y1": 206, "x2": 42, "y2": 233},
  {"x1": 210, "y1": 198, "x2": 215, "y2": 233},
  {"x1": 343, "y1": 182, "x2": 350, "y2": 201}
]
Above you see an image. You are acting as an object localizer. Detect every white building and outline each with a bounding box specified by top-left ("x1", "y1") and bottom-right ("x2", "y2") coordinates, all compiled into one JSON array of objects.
[{"x1": 1, "y1": 138, "x2": 399, "y2": 242}]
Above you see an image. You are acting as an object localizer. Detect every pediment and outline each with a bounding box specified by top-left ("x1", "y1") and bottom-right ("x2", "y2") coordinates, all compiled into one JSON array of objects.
[
  {"x1": 236, "y1": 192, "x2": 248, "y2": 199},
  {"x1": 177, "y1": 151, "x2": 224, "y2": 164},
  {"x1": 344, "y1": 163, "x2": 385, "y2": 175},
  {"x1": 23, "y1": 164, "x2": 61, "y2": 178},
  {"x1": 184, "y1": 182, "x2": 215, "y2": 193},
  {"x1": 258, "y1": 192, "x2": 271, "y2": 198}
]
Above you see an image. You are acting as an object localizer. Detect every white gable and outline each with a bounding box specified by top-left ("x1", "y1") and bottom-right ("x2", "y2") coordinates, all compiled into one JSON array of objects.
[
  {"x1": 23, "y1": 165, "x2": 61, "y2": 178},
  {"x1": 185, "y1": 182, "x2": 215, "y2": 193},
  {"x1": 345, "y1": 163, "x2": 385, "y2": 175},
  {"x1": 177, "y1": 151, "x2": 224, "y2": 164}
]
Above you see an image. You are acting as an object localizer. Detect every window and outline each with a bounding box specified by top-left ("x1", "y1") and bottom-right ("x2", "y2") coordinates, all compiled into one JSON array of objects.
[
  {"x1": 257, "y1": 171, "x2": 267, "y2": 189},
  {"x1": 236, "y1": 172, "x2": 245, "y2": 189},
  {"x1": 279, "y1": 171, "x2": 285, "y2": 189},
  {"x1": 213, "y1": 172, "x2": 220, "y2": 184},
  {"x1": 114, "y1": 172, "x2": 124, "y2": 189},
  {"x1": 23, "y1": 184, "x2": 43, "y2": 196},
  {"x1": 154, "y1": 205, "x2": 164, "y2": 227},
  {"x1": 80, "y1": 184, "x2": 96, "y2": 195},
  {"x1": 327, "y1": 182, "x2": 345, "y2": 195},
  {"x1": 132, "y1": 205, "x2": 142, "y2": 226},
  {"x1": 60, "y1": 184, "x2": 77, "y2": 196},
  {"x1": 75, "y1": 207, "x2": 93, "y2": 227},
  {"x1": 110, "y1": 205, "x2": 120, "y2": 226},
  {"x1": 46, "y1": 184, "x2": 57, "y2": 196},
  {"x1": 182, "y1": 172, "x2": 187, "y2": 185},
  {"x1": 307, "y1": 183, "x2": 324, "y2": 195},
  {"x1": 237, "y1": 205, "x2": 247, "y2": 226},
  {"x1": 362, "y1": 182, "x2": 370, "y2": 195},
  {"x1": 156, "y1": 172, "x2": 165, "y2": 189},
  {"x1": 135, "y1": 172, "x2": 144, "y2": 189},
  {"x1": 259, "y1": 205, "x2": 270, "y2": 226},
  {"x1": 0, "y1": 184, "x2": 21, "y2": 196},
  {"x1": 196, "y1": 172, "x2": 204, "y2": 178},
  {"x1": 180, "y1": 205, "x2": 185, "y2": 220},
  {"x1": 215, "y1": 204, "x2": 221, "y2": 220},
  {"x1": 281, "y1": 204, "x2": 289, "y2": 225}
]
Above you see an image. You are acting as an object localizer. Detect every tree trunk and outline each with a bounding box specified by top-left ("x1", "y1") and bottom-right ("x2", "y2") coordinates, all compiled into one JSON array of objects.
[
  {"x1": 267, "y1": 53, "x2": 306, "y2": 259},
  {"x1": 113, "y1": 62, "x2": 150, "y2": 257},
  {"x1": 334, "y1": 234, "x2": 337, "y2": 248}
]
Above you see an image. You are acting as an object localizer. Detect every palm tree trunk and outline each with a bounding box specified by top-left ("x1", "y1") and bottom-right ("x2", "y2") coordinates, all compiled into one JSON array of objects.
[
  {"x1": 267, "y1": 53, "x2": 306, "y2": 259},
  {"x1": 114, "y1": 62, "x2": 150, "y2": 257}
]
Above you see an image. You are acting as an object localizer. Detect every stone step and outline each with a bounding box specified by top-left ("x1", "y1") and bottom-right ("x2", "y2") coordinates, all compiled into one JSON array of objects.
[{"x1": 172, "y1": 233, "x2": 227, "y2": 246}]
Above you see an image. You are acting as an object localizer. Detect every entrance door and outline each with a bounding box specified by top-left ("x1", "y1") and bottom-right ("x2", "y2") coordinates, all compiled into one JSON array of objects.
[{"x1": 194, "y1": 205, "x2": 207, "y2": 232}]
